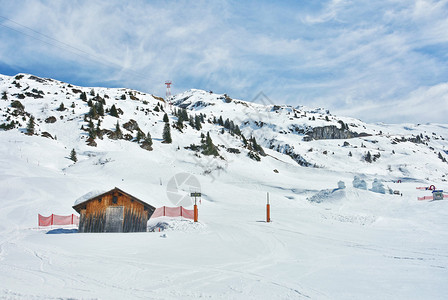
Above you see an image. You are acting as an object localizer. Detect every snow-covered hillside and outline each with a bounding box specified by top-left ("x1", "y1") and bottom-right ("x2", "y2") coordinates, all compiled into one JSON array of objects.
[{"x1": 1, "y1": 73, "x2": 448, "y2": 299}]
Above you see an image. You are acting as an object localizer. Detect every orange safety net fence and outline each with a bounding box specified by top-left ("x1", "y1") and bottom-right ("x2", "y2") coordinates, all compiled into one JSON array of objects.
[
  {"x1": 151, "y1": 206, "x2": 194, "y2": 220},
  {"x1": 38, "y1": 214, "x2": 79, "y2": 227}
]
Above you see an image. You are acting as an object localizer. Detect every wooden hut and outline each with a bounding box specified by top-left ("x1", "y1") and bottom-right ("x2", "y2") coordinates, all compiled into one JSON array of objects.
[{"x1": 73, "y1": 187, "x2": 155, "y2": 233}]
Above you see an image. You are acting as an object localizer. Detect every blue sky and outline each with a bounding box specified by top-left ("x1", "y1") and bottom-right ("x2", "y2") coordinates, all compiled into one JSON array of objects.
[{"x1": 0, "y1": 0, "x2": 447, "y2": 123}]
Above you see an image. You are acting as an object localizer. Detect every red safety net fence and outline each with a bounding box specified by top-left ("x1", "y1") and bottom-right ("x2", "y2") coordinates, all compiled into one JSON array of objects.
[
  {"x1": 418, "y1": 195, "x2": 448, "y2": 201},
  {"x1": 151, "y1": 206, "x2": 194, "y2": 220},
  {"x1": 38, "y1": 214, "x2": 79, "y2": 227},
  {"x1": 418, "y1": 196, "x2": 433, "y2": 201}
]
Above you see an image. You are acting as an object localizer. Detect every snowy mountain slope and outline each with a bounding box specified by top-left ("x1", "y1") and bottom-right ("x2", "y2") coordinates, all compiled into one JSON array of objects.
[{"x1": 0, "y1": 73, "x2": 448, "y2": 299}]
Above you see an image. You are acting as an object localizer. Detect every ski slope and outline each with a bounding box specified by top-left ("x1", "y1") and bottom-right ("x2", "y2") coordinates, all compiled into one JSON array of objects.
[{"x1": 0, "y1": 74, "x2": 448, "y2": 299}]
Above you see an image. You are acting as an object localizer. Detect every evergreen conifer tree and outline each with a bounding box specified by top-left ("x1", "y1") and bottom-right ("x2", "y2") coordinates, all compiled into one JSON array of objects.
[
  {"x1": 80, "y1": 92, "x2": 87, "y2": 101},
  {"x1": 224, "y1": 118, "x2": 230, "y2": 129},
  {"x1": 163, "y1": 122, "x2": 172, "y2": 143},
  {"x1": 70, "y1": 148, "x2": 77, "y2": 162},
  {"x1": 234, "y1": 125, "x2": 241, "y2": 136},
  {"x1": 89, "y1": 105, "x2": 98, "y2": 119},
  {"x1": 195, "y1": 115, "x2": 202, "y2": 130},
  {"x1": 96, "y1": 120, "x2": 102, "y2": 139},
  {"x1": 177, "y1": 116, "x2": 184, "y2": 129},
  {"x1": 145, "y1": 131, "x2": 153, "y2": 146},
  {"x1": 115, "y1": 121, "x2": 122, "y2": 138},
  {"x1": 163, "y1": 113, "x2": 169, "y2": 123},
  {"x1": 96, "y1": 102, "x2": 104, "y2": 116},
  {"x1": 136, "y1": 130, "x2": 144, "y2": 142},
  {"x1": 26, "y1": 116, "x2": 35, "y2": 135},
  {"x1": 57, "y1": 102, "x2": 65, "y2": 111},
  {"x1": 110, "y1": 104, "x2": 119, "y2": 117},
  {"x1": 182, "y1": 109, "x2": 188, "y2": 121},
  {"x1": 202, "y1": 132, "x2": 219, "y2": 156},
  {"x1": 365, "y1": 151, "x2": 372, "y2": 163}
]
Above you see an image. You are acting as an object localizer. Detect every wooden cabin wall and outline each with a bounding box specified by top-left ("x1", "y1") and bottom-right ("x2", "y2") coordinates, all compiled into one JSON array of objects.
[{"x1": 78, "y1": 190, "x2": 154, "y2": 233}]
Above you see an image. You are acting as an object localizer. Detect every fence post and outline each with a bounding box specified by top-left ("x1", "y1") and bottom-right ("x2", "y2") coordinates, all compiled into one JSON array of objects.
[
  {"x1": 180, "y1": 206, "x2": 183, "y2": 218},
  {"x1": 163, "y1": 206, "x2": 166, "y2": 217},
  {"x1": 51, "y1": 214, "x2": 54, "y2": 229}
]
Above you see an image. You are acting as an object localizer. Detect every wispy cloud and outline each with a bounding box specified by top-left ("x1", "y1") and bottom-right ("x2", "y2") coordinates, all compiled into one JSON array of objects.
[{"x1": 0, "y1": 0, "x2": 447, "y2": 123}]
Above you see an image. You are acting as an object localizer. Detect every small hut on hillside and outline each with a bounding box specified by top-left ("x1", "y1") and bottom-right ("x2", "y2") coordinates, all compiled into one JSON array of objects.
[{"x1": 73, "y1": 187, "x2": 155, "y2": 233}]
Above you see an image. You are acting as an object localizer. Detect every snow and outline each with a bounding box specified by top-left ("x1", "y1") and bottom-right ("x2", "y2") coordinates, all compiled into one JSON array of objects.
[
  {"x1": 74, "y1": 189, "x2": 108, "y2": 206},
  {"x1": 353, "y1": 175, "x2": 367, "y2": 190},
  {"x1": 370, "y1": 178, "x2": 386, "y2": 194},
  {"x1": 0, "y1": 74, "x2": 448, "y2": 299}
]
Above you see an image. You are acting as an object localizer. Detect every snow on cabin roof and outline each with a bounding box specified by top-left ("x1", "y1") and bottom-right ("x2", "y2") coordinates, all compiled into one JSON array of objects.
[
  {"x1": 72, "y1": 187, "x2": 156, "y2": 213},
  {"x1": 74, "y1": 190, "x2": 108, "y2": 206}
]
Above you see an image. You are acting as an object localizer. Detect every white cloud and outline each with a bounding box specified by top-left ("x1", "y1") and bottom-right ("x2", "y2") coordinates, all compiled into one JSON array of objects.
[{"x1": 0, "y1": 0, "x2": 447, "y2": 123}]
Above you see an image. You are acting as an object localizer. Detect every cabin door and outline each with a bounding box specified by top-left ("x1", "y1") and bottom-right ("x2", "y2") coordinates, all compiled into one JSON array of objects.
[{"x1": 105, "y1": 206, "x2": 124, "y2": 232}]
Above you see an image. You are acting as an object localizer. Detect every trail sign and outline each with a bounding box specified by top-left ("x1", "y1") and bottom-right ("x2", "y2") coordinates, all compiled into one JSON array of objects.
[{"x1": 190, "y1": 192, "x2": 201, "y2": 197}]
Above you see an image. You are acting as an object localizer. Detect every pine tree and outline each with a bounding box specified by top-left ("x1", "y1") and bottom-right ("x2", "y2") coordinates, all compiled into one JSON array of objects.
[
  {"x1": 70, "y1": 148, "x2": 77, "y2": 163},
  {"x1": 90, "y1": 89, "x2": 95, "y2": 96},
  {"x1": 89, "y1": 105, "x2": 98, "y2": 119},
  {"x1": 110, "y1": 104, "x2": 119, "y2": 117},
  {"x1": 136, "y1": 130, "x2": 144, "y2": 142},
  {"x1": 145, "y1": 131, "x2": 153, "y2": 146},
  {"x1": 224, "y1": 118, "x2": 230, "y2": 129},
  {"x1": 115, "y1": 121, "x2": 122, "y2": 139},
  {"x1": 251, "y1": 136, "x2": 266, "y2": 156},
  {"x1": 202, "y1": 132, "x2": 219, "y2": 156},
  {"x1": 2, "y1": 91, "x2": 7, "y2": 100},
  {"x1": 80, "y1": 92, "x2": 87, "y2": 101},
  {"x1": 96, "y1": 120, "x2": 102, "y2": 139},
  {"x1": 163, "y1": 113, "x2": 169, "y2": 123},
  {"x1": 26, "y1": 116, "x2": 35, "y2": 135},
  {"x1": 234, "y1": 125, "x2": 241, "y2": 136},
  {"x1": 195, "y1": 115, "x2": 202, "y2": 130},
  {"x1": 96, "y1": 102, "x2": 104, "y2": 116},
  {"x1": 182, "y1": 109, "x2": 188, "y2": 121},
  {"x1": 176, "y1": 116, "x2": 184, "y2": 129},
  {"x1": 57, "y1": 102, "x2": 65, "y2": 111},
  {"x1": 163, "y1": 122, "x2": 172, "y2": 143},
  {"x1": 365, "y1": 151, "x2": 372, "y2": 163},
  {"x1": 140, "y1": 131, "x2": 153, "y2": 151},
  {"x1": 218, "y1": 116, "x2": 224, "y2": 126}
]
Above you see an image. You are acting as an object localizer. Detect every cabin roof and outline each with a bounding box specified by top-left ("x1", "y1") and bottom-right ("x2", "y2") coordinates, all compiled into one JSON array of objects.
[{"x1": 72, "y1": 187, "x2": 155, "y2": 213}]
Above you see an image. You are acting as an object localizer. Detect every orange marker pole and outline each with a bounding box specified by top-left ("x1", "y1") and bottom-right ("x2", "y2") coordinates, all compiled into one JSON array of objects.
[
  {"x1": 194, "y1": 204, "x2": 198, "y2": 222},
  {"x1": 266, "y1": 192, "x2": 270, "y2": 223}
]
